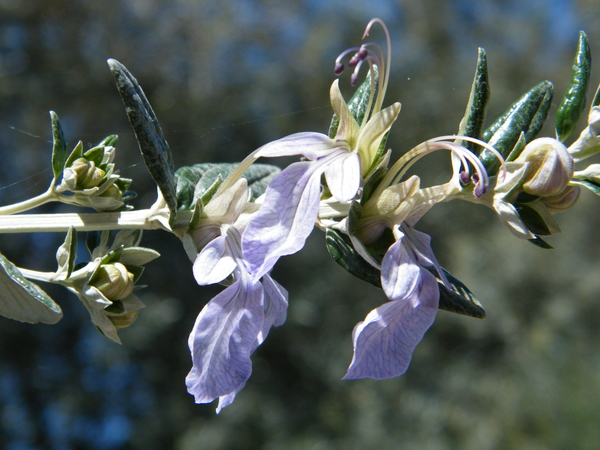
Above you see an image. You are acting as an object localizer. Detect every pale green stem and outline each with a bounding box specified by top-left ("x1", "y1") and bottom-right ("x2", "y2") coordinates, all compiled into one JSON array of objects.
[
  {"x1": 0, "y1": 209, "x2": 186, "y2": 233},
  {"x1": 0, "y1": 188, "x2": 57, "y2": 215},
  {"x1": 18, "y1": 267, "x2": 59, "y2": 284}
]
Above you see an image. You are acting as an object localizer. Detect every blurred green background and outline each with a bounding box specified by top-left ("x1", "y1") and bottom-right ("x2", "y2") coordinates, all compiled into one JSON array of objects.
[{"x1": 1, "y1": 0, "x2": 600, "y2": 449}]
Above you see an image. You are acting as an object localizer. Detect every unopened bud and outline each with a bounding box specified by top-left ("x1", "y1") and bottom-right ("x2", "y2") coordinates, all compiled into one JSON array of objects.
[
  {"x1": 70, "y1": 158, "x2": 106, "y2": 190},
  {"x1": 98, "y1": 184, "x2": 123, "y2": 201},
  {"x1": 516, "y1": 138, "x2": 574, "y2": 197},
  {"x1": 108, "y1": 310, "x2": 138, "y2": 329},
  {"x1": 541, "y1": 185, "x2": 581, "y2": 213},
  {"x1": 91, "y1": 263, "x2": 134, "y2": 300}
]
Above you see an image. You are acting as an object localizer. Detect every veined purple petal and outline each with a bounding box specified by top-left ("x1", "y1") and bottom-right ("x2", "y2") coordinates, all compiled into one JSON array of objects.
[
  {"x1": 255, "y1": 132, "x2": 349, "y2": 161},
  {"x1": 381, "y1": 234, "x2": 421, "y2": 301},
  {"x1": 324, "y1": 150, "x2": 361, "y2": 203},
  {"x1": 193, "y1": 235, "x2": 237, "y2": 286},
  {"x1": 400, "y1": 225, "x2": 450, "y2": 289},
  {"x1": 213, "y1": 274, "x2": 288, "y2": 414},
  {"x1": 243, "y1": 160, "x2": 323, "y2": 279},
  {"x1": 343, "y1": 269, "x2": 439, "y2": 380},
  {"x1": 185, "y1": 274, "x2": 264, "y2": 406},
  {"x1": 261, "y1": 274, "x2": 289, "y2": 333}
]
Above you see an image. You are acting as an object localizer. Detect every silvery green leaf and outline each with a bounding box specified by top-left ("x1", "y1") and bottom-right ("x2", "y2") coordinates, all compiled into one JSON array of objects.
[
  {"x1": 108, "y1": 59, "x2": 177, "y2": 220},
  {"x1": 457, "y1": 47, "x2": 490, "y2": 152},
  {"x1": 174, "y1": 163, "x2": 281, "y2": 210},
  {"x1": 480, "y1": 81, "x2": 554, "y2": 175},
  {"x1": 50, "y1": 111, "x2": 68, "y2": 182},
  {"x1": 0, "y1": 254, "x2": 63, "y2": 324},
  {"x1": 556, "y1": 31, "x2": 591, "y2": 142}
]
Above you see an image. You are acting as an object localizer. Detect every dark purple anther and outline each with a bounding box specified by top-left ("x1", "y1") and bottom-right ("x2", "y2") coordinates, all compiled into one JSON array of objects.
[
  {"x1": 348, "y1": 55, "x2": 360, "y2": 68},
  {"x1": 474, "y1": 182, "x2": 486, "y2": 198},
  {"x1": 334, "y1": 62, "x2": 345, "y2": 75},
  {"x1": 356, "y1": 47, "x2": 368, "y2": 60},
  {"x1": 459, "y1": 171, "x2": 470, "y2": 186},
  {"x1": 350, "y1": 73, "x2": 358, "y2": 86}
]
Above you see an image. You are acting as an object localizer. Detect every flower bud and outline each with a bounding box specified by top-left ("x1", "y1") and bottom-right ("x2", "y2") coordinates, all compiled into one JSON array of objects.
[
  {"x1": 90, "y1": 263, "x2": 134, "y2": 301},
  {"x1": 108, "y1": 310, "x2": 139, "y2": 329},
  {"x1": 98, "y1": 184, "x2": 123, "y2": 202},
  {"x1": 69, "y1": 158, "x2": 106, "y2": 190},
  {"x1": 516, "y1": 138, "x2": 574, "y2": 197},
  {"x1": 541, "y1": 185, "x2": 581, "y2": 213}
]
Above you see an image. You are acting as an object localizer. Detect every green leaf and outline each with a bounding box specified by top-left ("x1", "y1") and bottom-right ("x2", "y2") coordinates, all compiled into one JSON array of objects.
[
  {"x1": 571, "y1": 178, "x2": 600, "y2": 196},
  {"x1": 107, "y1": 59, "x2": 177, "y2": 220},
  {"x1": 528, "y1": 236, "x2": 553, "y2": 249},
  {"x1": 457, "y1": 47, "x2": 490, "y2": 152},
  {"x1": 174, "y1": 163, "x2": 281, "y2": 210},
  {"x1": 325, "y1": 228, "x2": 381, "y2": 288},
  {"x1": 480, "y1": 81, "x2": 554, "y2": 175},
  {"x1": 556, "y1": 31, "x2": 591, "y2": 142},
  {"x1": 593, "y1": 83, "x2": 600, "y2": 107},
  {"x1": 50, "y1": 111, "x2": 68, "y2": 182},
  {"x1": 515, "y1": 203, "x2": 553, "y2": 236},
  {"x1": 0, "y1": 253, "x2": 63, "y2": 324},
  {"x1": 434, "y1": 268, "x2": 486, "y2": 319}
]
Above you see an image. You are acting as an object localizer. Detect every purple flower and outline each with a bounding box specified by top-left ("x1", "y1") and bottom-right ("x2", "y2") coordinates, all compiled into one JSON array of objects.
[
  {"x1": 184, "y1": 180, "x2": 288, "y2": 412},
  {"x1": 344, "y1": 225, "x2": 443, "y2": 379}
]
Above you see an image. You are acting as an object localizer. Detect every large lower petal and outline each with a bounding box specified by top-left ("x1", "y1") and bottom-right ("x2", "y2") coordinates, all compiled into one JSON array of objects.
[
  {"x1": 214, "y1": 274, "x2": 288, "y2": 413},
  {"x1": 186, "y1": 274, "x2": 264, "y2": 407},
  {"x1": 343, "y1": 268, "x2": 439, "y2": 380},
  {"x1": 242, "y1": 161, "x2": 323, "y2": 279}
]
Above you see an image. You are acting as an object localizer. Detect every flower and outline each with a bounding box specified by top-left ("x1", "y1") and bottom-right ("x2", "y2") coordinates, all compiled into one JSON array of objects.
[
  {"x1": 342, "y1": 137, "x2": 493, "y2": 379},
  {"x1": 183, "y1": 176, "x2": 288, "y2": 412},
  {"x1": 344, "y1": 225, "x2": 443, "y2": 379},
  {"x1": 243, "y1": 18, "x2": 401, "y2": 277}
]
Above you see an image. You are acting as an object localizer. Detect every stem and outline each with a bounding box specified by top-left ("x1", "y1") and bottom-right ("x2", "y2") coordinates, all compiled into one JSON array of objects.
[
  {"x1": 18, "y1": 268, "x2": 59, "y2": 284},
  {"x1": 0, "y1": 188, "x2": 56, "y2": 215},
  {"x1": 0, "y1": 209, "x2": 185, "y2": 233}
]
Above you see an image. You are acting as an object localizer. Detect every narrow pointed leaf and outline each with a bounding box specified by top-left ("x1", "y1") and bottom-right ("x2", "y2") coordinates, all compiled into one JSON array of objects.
[
  {"x1": 556, "y1": 31, "x2": 591, "y2": 142},
  {"x1": 433, "y1": 267, "x2": 485, "y2": 319},
  {"x1": 480, "y1": 81, "x2": 554, "y2": 175},
  {"x1": 50, "y1": 111, "x2": 68, "y2": 182},
  {"x1": 457, "y1": 48, "x2": 490, "y2": 152},
  {"x1": 325, "y1": 228, "x2": 381, "y2": 288},
  {"x1": 56, "y1": 227, "x2": 77, "y2": 278},
  {"x1": 0, "y1": 254, "x2": 63, "y2": 324},
  {"x1": 108, "y1": 59, "x2": 177, "y2": 219}
]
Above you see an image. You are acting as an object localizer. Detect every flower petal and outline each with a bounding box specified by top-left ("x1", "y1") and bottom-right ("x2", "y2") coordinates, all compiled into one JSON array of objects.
[
  {"x1": 329, "y1": 79, "x2": 360, "y2": 142},
  {"x1": 185, "y1": 275, "x2": 264, "y2": 406},
  {"x1": 343, "y1": 269, "x2": 439, "y2": 380},
  {"x1": 243, "y1": 161, "x2": 323, "y2": 279},
  {"x1": 324, "y1": 150, "x2": 361, "y2": 203},
  {"x1": 380, "y1": 234, "x2": 421, "y2": 301},
  {"x1": 356, "y1": 102, "x2": 401, "y2": 167},
  {"x1": 192, "y1": 235, "x2": 237, "y2": 285},
  {"x1": 255, "y1": 132, "x2": 348, "y2": 161}
]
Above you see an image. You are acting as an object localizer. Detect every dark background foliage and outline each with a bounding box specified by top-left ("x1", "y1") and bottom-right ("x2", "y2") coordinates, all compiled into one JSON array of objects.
[{"x1": 1, "y1": 0, "x2": 600, "y2": 449}]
